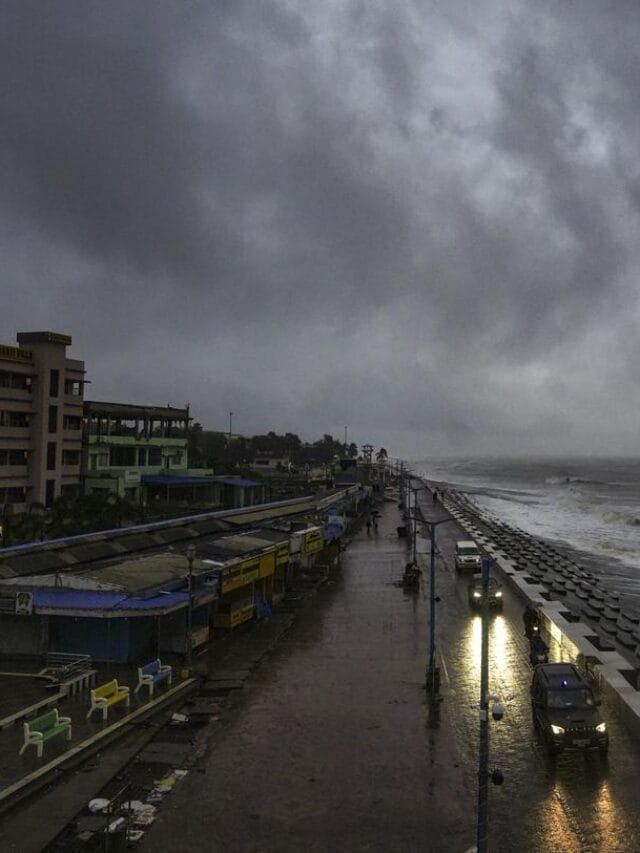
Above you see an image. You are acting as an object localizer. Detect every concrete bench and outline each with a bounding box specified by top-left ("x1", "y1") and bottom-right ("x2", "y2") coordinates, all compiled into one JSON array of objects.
[
  {"x1": 19, "y1": 708, "x2": 72, "y2": 758},
  {"x1": 86, "y1": 679, "x2": 130, "y2": 721},
  {"x1": 134, "y1": 659, "x2": 172, "y2": 698}
]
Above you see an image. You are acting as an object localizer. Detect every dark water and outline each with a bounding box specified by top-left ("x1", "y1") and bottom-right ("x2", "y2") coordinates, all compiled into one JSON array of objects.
[{"x1": 417, "y1": 457, "x2": 640, "y2": 598}]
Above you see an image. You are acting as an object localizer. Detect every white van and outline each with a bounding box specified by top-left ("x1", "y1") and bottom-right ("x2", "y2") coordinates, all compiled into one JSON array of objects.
[{"x1": 454, "y1": 540, "x2": 481, "y2": 572}]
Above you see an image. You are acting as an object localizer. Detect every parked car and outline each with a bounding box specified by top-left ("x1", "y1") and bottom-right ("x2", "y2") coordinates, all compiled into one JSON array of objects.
[
  {"x1": 530, "y1": 663, "x2": 608, "y2": 756},
  {"x1": 455, "y1": 540, "x2": 482, "y2": 572},
  {"x1": 467, "y1": 574, "x2": 503, "y2": 610}
]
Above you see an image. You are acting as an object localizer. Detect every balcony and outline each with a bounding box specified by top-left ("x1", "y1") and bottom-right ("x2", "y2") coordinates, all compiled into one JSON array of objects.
[
  {"x1": 63, "y1": 394, "x2": 84, "y2": 409},
  {"x1": 0, "y1": 469, "x2": 30, "y2": 486},
  {"x1": 86, "y1": 434, "x2": 187, "y2": 447},
  {"x1": 0, "y1": 426, "x2": 30, "y2": 439},
  {"x1": 0, "y1": 387, "x2": 32, "y2": 403}
]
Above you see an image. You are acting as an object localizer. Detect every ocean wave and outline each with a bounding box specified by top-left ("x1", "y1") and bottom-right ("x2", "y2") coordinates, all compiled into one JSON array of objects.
[
  {"x1": 544, "y1": 475, "x2": 602, "y2": 486},
  {"x1": 601, "y1": 510, "x2": 640, "y2": 527},
  {"x1": 593, "y1": 540, "x2": 639, "y2": 556}
]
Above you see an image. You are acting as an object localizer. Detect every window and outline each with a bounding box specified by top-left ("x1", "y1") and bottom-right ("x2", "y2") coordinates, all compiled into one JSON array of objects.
[
  {"x1": 109, "y1": 446, "x2": 136, "y2": 466},
  {"x1": 62, "y1": 449, "x2": 80, "y2": 466},
  {"x1": 48, "y1": 405, "x2": 58, "y2": 433},
  {"x1": 64, "y1": 379, "x2": 82, "y2": 396},
  {"x1": 148, "y1": 447, "x2": 162, "y2": 466},
  {"x1": 0, "y1": 411, "x2": 30, "y2": 428},
  {"x1": 138, "y1": 447, "x2": 148, "y2": 466},
  {"x1": 0, "y1": 486, "x2": 26, "y2": 503},
  {"x1": 0, "y1": 372, "x2": 31, "y2": 390},
  {"x1": 0, "y1": 449, "x2": 27, "y2": 466},
  {"x1": 90, "y1": 452, "x2": 109, "y2": 470},
  {"x1": 62, "y1": 414, "x2": 82, "y2": 431},
  {"x1": 47, "y1": 442, "x2": 57, "y2": 470},
  {"x1": 45, "y1": 479, "x2": 55, "y2": 506},
  {"x1": 49, "y1": 369, "x2": 59, "y2": 397}
]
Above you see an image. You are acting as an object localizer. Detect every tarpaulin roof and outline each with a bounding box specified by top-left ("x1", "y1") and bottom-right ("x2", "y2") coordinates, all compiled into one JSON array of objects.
[
  {"x1": 142, "y1": 474, "x2": 218, "y2": 486},
  {"x1": 142, "y1": 475, "x2": 260, "y2": 487},
  {"x1": 324, "y1": 523, "x2": 344, "y2": 542},
  {"x1": 33, "y1": 589, "x2": 188, "y2": 611}
]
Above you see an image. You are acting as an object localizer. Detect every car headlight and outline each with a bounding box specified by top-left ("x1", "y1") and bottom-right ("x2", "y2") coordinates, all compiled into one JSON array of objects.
[
  {"x1": 550, "y1": 724, "x2": 565, "y2": 736},
  {"x1": 495, "y1": 591, "x2": 502, "y2": 598},
  {"x1": 595, "y1": 722, "x2": 607, "y2": 733},
  {"x1": 473, "y1": 591, "x2": 481, "y2": 598}
]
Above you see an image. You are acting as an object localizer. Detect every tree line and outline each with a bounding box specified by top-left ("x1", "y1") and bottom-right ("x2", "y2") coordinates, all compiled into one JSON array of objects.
[{"x1": 188, "y1": 426, "x2": 368, "y2": 471}]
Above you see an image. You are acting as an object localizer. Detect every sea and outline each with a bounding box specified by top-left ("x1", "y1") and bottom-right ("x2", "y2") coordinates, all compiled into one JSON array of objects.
[{"x1": 415, "y1": 457, "x2": 640, "y2": 601}]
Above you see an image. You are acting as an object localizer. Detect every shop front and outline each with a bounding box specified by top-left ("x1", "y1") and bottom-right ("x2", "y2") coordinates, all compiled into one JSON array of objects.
[{"x1": 213, "y1": 551, "x2": 275, "y2": 630}]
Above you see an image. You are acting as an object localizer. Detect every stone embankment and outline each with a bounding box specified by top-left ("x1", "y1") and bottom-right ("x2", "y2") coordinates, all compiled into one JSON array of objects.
[{"x1": 439, "y1": 485, "x2": 640, "y2": 738}]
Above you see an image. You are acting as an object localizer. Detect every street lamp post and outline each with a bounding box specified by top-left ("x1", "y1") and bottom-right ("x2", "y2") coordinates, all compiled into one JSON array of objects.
[
  {"x1": 423, "y1": 516, "x2": 455, "y2": 696},
  {"x1": 409, "y1": 485, "x2": 421, "y2": 564},
  {"x1": 185, "y1": 544, "x2": 196, "y2": 668},
  {"x1": 404, "y1": 481, "x2": 454, "y2": 696}
]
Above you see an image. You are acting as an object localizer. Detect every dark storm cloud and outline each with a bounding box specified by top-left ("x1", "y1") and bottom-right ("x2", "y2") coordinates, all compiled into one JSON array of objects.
[
  {"x1": 0, "y1": 3, "x2": 236, "y2": 282},
  {"x1": 2, "y1": 1, "x2": 640, "y2": 455}
]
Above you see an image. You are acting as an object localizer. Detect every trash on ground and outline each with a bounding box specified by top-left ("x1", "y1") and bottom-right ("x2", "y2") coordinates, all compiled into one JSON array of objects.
[{"x1": 170, "y1": 712, "x2": 189, "y2": 725}]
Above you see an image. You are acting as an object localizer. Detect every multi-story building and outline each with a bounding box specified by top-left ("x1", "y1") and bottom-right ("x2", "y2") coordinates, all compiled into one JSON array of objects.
[
  {"x1": 82, "y1": 402, "x2": 266, "y2": 509},
  {"x1": 0, "y1": 331, "x2": 85, "y2": 513},
  {"x1": 82, "y1": 400, "x2": 192, "y2": 503}
]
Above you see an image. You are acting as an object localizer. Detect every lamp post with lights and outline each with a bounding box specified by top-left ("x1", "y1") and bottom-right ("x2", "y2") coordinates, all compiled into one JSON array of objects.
[{"x1": 407, "y1": 482, "x2": 455, "y2": 696}]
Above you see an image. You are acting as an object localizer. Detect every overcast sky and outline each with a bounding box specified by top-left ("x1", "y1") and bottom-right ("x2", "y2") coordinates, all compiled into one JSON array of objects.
[{"x1": 2, "y1": 1, "x2": 639, "y2": 459}]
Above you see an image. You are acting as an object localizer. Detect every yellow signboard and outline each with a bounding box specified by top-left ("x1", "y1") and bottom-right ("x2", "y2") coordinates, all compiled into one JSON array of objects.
[
  {"x1": 275, "y1": 543, "x2": 289, "y2": 568},
  {"x1": 258, "y1": 553, "x2": 275, "y2": 578},
  {"x1": 304, "y1": 528, "x2": 324, "y2": 555},
  {"x1": 220, "y1": 553, "x2": 275, "y2": 594},
  {"x1": 213, "y1": 602, "x2": 255, "y2": 629}
]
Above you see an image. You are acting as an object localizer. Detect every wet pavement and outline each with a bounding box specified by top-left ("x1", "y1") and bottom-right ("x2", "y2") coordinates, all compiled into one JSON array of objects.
[
  {"x1": 142, "y1": 502, "x2": 474, "y2": 852},
  {"x1": 141, "y1": 496, "x2": 640, "y2": 853}
]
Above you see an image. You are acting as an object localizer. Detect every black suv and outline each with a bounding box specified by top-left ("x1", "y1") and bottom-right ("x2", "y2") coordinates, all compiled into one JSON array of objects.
[{"x1": 531, "y1": 663, "x2": 608, "y2": 756}]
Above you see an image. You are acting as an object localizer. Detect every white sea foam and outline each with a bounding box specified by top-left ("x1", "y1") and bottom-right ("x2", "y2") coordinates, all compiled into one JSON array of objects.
[{"x1": 418, "y1": 456, "x2": 640, "y2": 576}]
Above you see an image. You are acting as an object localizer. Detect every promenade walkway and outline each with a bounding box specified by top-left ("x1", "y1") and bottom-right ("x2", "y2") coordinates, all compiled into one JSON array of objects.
[{"x1": 142, "y1": 499, "x2": 475, "y2": 851}]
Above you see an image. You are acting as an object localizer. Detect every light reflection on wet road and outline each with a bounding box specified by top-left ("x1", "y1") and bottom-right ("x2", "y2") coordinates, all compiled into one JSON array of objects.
[
  {"x1": 436, "y1": 516, "x2": 640, "y2": 853},
  {"x1": 145, "y1": 500, "x2": 640, "y2": 852}
]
